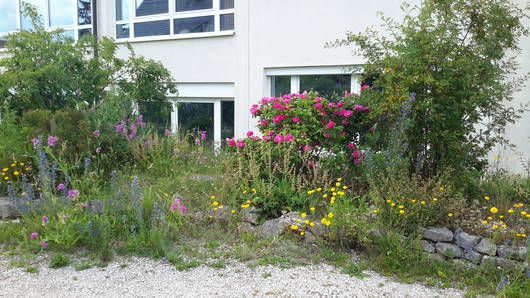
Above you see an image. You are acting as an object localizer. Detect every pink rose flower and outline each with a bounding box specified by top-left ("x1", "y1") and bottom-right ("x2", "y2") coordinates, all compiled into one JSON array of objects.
[
  {"x1": 348, "y1": 143, "x2": 356, "y2": 149},
  {"x1": 273, "y1": 134, "x2": 284, "y2": 143},
  {"x1": 226, "y1": 138, "x2": 236, "y2": 147},
  {"x1": 292, "y1": 116, "x2": 300, "y2": 123},
  {"x1": 246, "y1": 131, "x2": 254, "y2": 137},
  {"x1": 285, "y1": 134, "x2": 294, "y2": 142},
  {"x1": 262, "y1": 135, "x2": 272, "y2": 141},
  {"x1": 236, "y1": 140, "x2": 246, "y2": 148},
  {"x1": 303, "y1": 145, "x2": 311, "y2": 152},
  {"x1": 337, "y1": 102, "x2": 345, "y2": 107},
  {"x1": 314, "y1": 103, "x2": 323, "y2": 109},
  {"x1": 326, "y1": 121, "x2": 336, "y2": 129},
  {"x1": 261, "y1": 120, "x2": 269, "y2": 126},
  {"x1": 352, "y1": 150, "x2": 362, "y2": 158},
  {"x1": 360, "y1": 85, "x2": 369, "y2": 91}
]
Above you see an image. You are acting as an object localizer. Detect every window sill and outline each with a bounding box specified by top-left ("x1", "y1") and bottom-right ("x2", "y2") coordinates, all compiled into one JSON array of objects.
[{"x1": 115, "y1": 30, "x2": 235, "y2": 44}]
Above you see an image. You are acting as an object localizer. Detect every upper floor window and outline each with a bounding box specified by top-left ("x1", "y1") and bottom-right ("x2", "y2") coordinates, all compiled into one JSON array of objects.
[
  {"x1": 115, "y1": 0, "x2": 234, "y2": 40},
  {"x1": 0, "y1": 0, "x2": 93, "y2": 48}
]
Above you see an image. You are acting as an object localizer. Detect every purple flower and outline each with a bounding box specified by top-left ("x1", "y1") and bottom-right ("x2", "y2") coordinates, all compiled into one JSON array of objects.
[
  {"x1": 41, "y1": 216, "x2": 49, "y2": 222},
  {"x1": 56, "y1": 183, "x2": 65, "y2": 191},
  {"x1": 30, "y1": 232, "x2": 39, "y2": 239},
  {"x1": 200, "y1": 131, "x2": 207, "y2": 140},
  {"x1": 164, "y1": 129, "x2": 173, "y2": 136},
  {"x1": 38, "y1": 241, "x2": 48, "y2": 247},
  {"x1": 47, "y1": 136, "x2": 59, "y2": 147},
  {"x1": 179, "y1": 205, "x2": 188, "y2": 214},
  {"x1": 95, "y1": 147, "x2": 101, "y2": 153},
  {"x1": 31, "y1": 138, "x2": 40, "y2": 147},
  {"x1": 194, "y1": 138, "x2": 200, "y2": 143},
  {"x1": 93, "y1": 130, "x2": 100, "y2": 137},
  {"x1": 68, "y1": 189, "x2": 79, "y2": 199}
]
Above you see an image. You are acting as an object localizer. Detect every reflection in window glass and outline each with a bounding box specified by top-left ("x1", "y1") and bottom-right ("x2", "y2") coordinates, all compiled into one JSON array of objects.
[
  {"x1": 78, "y1": 0, "x2": 92, "y2": 25},
  {"x1": 22, "y1": 0, "x2": 46, "y2": 30},
  {"x1": 0, "y1": 1, "x2": 17, "y2": 32},
  {"x1": 221, "y1": 101, "x2": 234, "y2": 140},
  {"x1": 140, "y1": 101, "x2": 172, "y2": 134},
  {"x1": 116, "y1": 0, "x2": 130, "y2": 20},
  {"x1": 176, "y1": 0, "x2": 212, "y2": 12},
  {"x1": 136, "y1": 0, "x2": 168, "y2": 17},
  {"x1": 178, "y1": 102, "x2": 214, "y2": 141},
  {"x1": 49, "y1": 0, "x2": 74, "y2": 27},
  {"x1": 134, "y1": 20, "x2": 170, "y2": 37},
  {"x1": 300, "y1": 74, "x2": 351, "y2": 102},
  {"x1": 174, "y1": 16, "x2": 213, "y2": 34},
  {"x1": 272, "y1": 76, "x2": 291, "y2": 97},
  {"x1": 116, "y1": 24, "x2": 130, "y2": 38},
  {"x1": 220, "y1": 0, "x2": 234, "y2": 9},
  {"x1": 220, "y1": 13, "x2": 234, "y2": 31},
  {"x1": 0, "y1": 38, "x2": 7, "y2": 49},
  {"x1": 61, "y1": 30, "x2": 75, "y2": 40},
  {"x1": 78, "y1": 28, "x2": 91, "y2": 39}
]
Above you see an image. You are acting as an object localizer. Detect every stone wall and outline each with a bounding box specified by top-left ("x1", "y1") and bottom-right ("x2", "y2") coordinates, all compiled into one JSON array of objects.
[{"x1": 420, "y1": 227, "x2": 528, "y2": 271}]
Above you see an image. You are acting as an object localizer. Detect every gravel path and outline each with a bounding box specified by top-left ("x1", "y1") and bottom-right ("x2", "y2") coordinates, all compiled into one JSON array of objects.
[{"x1": 0, "y1": 254, "x2": 465, "y2": 298}]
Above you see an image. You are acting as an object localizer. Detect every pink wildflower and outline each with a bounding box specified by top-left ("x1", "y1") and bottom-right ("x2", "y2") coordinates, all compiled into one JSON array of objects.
[
  {"x1": 56, "y1": 183, "x2": 65, "y2": 191},
  {"x1": 31, "y1": 138, "x2": 40, "y2": 147},
  {"x1": 93, "y1": 130, "x2": 100, "y2": 137},
  {"x1": 30, "y1": 232, "x2": 38, "y2": 239},
  {"x1": 38, "y1": 241, "x2": 48, "y2": 247},
  {"x1": 68, "y1": 189, "x2": 79, "y2": 199},
  {"x1": 47, "y1": 136, "x2": 59, "y2": 147}
]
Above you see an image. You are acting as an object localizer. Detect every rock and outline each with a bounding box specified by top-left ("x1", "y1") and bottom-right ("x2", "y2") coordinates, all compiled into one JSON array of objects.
[
  {"x1": 480, "y1": 255, "x2": 497, "y2": 268},
  {"x1": 497, "y1": 245, "x2": 527, "y2": 261},
  {"x1": 464, "y1": 250, "x2": 483, "y2": 264},
  {"x1": 422, "y1": 227, "x2": 453, "y2": 242},
  {"x1": 236, "y1": 222, "x2": 255, "y2": 235},
  {"x1": 475, "y1": 238, "x2": 496, "y2": 256},
  {"x1": 0, "y1": 197, "x2": 19, "y2": 219},
  {"x1": 435, "y1": 242, "x2": 463, "y2": 258},
  {"x1": 452, "y1": 259, "x2": 478, "y2": 269},
  {"x1": 481, "y1": 256, "x2": 526, "y2": 271},
  {"x1": 260, "y1": 217, "x2": 286, "y2": 238},
  {"x1": 241, "y1": 207, "x2": 260, "y2": 225},
  {"x1": 455, "y1": 230, "x2": 481, "y2": 250},
  {"x1": 426, "y1": 253, "x2": 446, "y2": 263},
  {"x1": 187, "y1": 174, "x2": 217, "y2": 181},
  {"x1": 420, "y1": 240, "x2": 435, "y2": 253},
  {"x1": 367, "y1": 228, "x2": 384, "y2": 238}
]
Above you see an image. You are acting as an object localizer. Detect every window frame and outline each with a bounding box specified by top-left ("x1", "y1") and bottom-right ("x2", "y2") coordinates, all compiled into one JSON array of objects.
[
  {"x1": 115, "y1": 0, "x2": 234, "y2": 42},
  {"x1": 0, "y1": 0, "x2": 93, "y2": 44}
]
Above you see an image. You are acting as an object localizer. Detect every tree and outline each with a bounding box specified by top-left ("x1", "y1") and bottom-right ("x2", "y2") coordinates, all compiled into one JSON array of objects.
[
  {"x1": 0, "y1": 3, "x2": 176, "y2": 116},
  {"x1": 332, "y1": 0, "x2": 529, "y2": 177}
]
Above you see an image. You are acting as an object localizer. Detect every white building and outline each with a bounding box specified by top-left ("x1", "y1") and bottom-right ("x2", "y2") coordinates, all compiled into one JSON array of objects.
[{"x1": 1, "y1": 0, "x2": 529, "y2": 173}]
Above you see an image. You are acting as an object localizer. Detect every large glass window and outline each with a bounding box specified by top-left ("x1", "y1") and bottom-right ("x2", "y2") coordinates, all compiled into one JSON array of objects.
[
  {"x1": 272, "y1": 76, "x2": 291, "y2": 97},
  {"x1": 174, "y1": 16, "x2": 213, "y2": 34},
  {"x1": 22, "y1": 0, "x2": 46, "y2": 30},
  {"x1": 116, "y1": 0, "x2": 235, "y2": 40},
  {"x1": 136, "y1": 0, "x2": 168, "y2": 17},
  {"x1": 176, "y1": 0, "x2": 212, "y2": 12},
  {"x1": 300, "y1": 74, "x2": 352, "y2": 102},
  {"x1": 78, "y1": 0, "x2": 91, "y2": 25},
  {"x1": 134, "y1": 20, "x2": 170, "y2": 37},
  {"x1": 49, "y1": 0, "x2": 74, "y2": 27},
  {"x1": 221, "y1": 101, "x2": 234, "y2": 140},
  {"x1": 177, "y1": 102, "x2": 214, "y2": 141},
  {"x1": 0, "y1": 1, "x2": 17, "y2": 32}
]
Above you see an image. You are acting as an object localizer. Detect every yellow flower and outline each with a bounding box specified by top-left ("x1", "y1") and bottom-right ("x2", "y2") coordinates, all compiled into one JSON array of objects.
[
  {"x1": 3, "y1": 177, "x2": 8, "y2": 180},
  {"x1": 209, "y1": 216, "x2": 213, "y2": 218},
  {"x1": 508, "y1": 209, "x2": 514, "y2": 213},
  {"x1": 309, "y1": 222, "x2": 315, "y2": 227},
  {"x1": 210, "y1": 195, "x2": 215, "y2": 199},
  {"x1": 10, "y1": 163, "x2": 15, "y2": 167},
  {"x1": 1, "y1": 173, "x2": 4, "y2": 175},
  {"x1": 432, "y1": 198, "x2": 438, "y2": 201},
  {"x1": 337, "y1": 191, "x2": 345, "y2": 196},
  {"x1": 448, "y1": 213, "x2": 453, "y2": 217},
  {"x1": 335, "y1": 182, "x2": 341, "y2": 187},
  {"x1": 212, "y1": 201, "x2": 219, "y2": 206},
  {"x1": 526, "y1": 214, "x2": 530, "y2": 218},
  {"x1": 252, "y1": 188, "x2": 257, "y2": 193},
  {"x1": 516, "y1": 233, "x2": 521, "y2": 237},
  {"x1": 342, "y1": 186, "x2": 348, "y2": 190},
  {"x1": 316, "y1": 188, "x2": 322, "y2": 192},
  {"x1": 499, "y1": 215, "x2": 504, "y2": 218},
  {"x1": 19, "y1": 162, "x2": 24, "y2": 166},
  {"x1": 484, "y1": 196, "x2": 490, "y2": 200},
  {"x1": 521, "y1": 211, "x2": 527, "y2": 215},
  {"x1": 290, "y1": 225, "x2": 298, "y2": 230},
  {"x1": 300, "y1": 232, "x2": 305, "y2": 236},
  {"x1": 323, "y1": 194, "x2": 328, "y2": 198},
  {"x1": 420, "y1": 201, "x2": 426, "y2": 205},
  {"x1": 487, "y1": 216, "x2": 493, "y2": 220},
  {"x1": 483, "y1": 220, "x2": 488, "y2": 224},
  {"x1": 411, "y1": 200, "x2": 417, "y2": 203},
  {"x1": 310, "y1": 207, "x2": 315, "y2": 212},
  {"x1": 296, "y1": 219, "x2": 302, "y2": 222},
  {"x1": 492, "y1": 225, "x2": 499, "y2": 229},
  {"x1": 241, "y1": 204, "x2": 250, "y2": 208},
  {"x1": 332, "y1": 192, "x2": 337, "y2": 196},
  {"x1": 304, "y1": 220, "x2": 310, "y2": 224},
  {"x1": 328, "y1": 212, "x2": 334, "y2": 218},
  {"x1": 522, "y1": 234, "x2": 527, "y2": 237},
  {"x1": 13, "y1": 171, "x2": 19, "y2": 176},
  {"x1": 25, "y1": 202, "x2": 31, "y2": 206},
  {"x1": 398, "y1": 205, "x2": 404, "y2": 209},
  {"x1": 2, "y1": 168, "x2": 7, "y2": 172},
  {"x1": 330, "y1": 187, "x2": 336, "y2": 192},
  {"x1": 321, "y1": 218, "x2": 327, "y2": 224},
  {"x1": 301, "y1": 213, "x2": 307, "y2": 218},
  {"x1": 324, "y1": 220, "x2": 331, "y2": 226},
  {"x1": 243, "y1": 190, "x2": 248, "y2": 194},
  {"x1": 373, "y1": 209, "x2": 379, "y2": 213},
  {"x1": 502, "y1": 224, "x2": 507, "y2": 228},
  {"x1": 330, "y1": 197, "x2": 336, "y2": 204},
  {"x1": 337, "y1": 178, "x2": 342, "y2": 182},
  {"x1": 219, "y1": 205, "x2": 224, "y2": 209},
  {"x1": 307, "y1": 190, "x2": 315, "y2": 195},
  {"x1": 245, "y1": 200, "x2": 251, "y2": 203},
  {"x1": 386, "y1": 200, "x2": 391, "y2": 203},
  {"x1": 439, "y1": 187, "x2": 445, "y2": 191},
  {"x1": 391, "y1": 203, "x2": 396, "y2": 207},
  {"x1": 489, "y1": 207, "x2": 498, "y2": 214},
  {"x1": 231, "y1": 209, "x2": 236, "y2": 213},
  {"x1": 214, "y1": 207, "x2": 218, "y2": 211},
  {"x1": 399, "y1": 210, "x2": 405, "y2": 214}
]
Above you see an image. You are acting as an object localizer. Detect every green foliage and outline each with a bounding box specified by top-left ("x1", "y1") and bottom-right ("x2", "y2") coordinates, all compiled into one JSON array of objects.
[
  {"x1": 332, "y1": 0, "x2": 530, "y2": 177},
  {"x1": 49, "y1": 253, "x2": 71, "y2": 268},
  {"x1": 0, "y1": 108, "x2": 31, "y2": 164}
]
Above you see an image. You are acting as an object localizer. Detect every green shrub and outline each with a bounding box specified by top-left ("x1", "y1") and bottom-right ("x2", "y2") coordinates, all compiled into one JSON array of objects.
[{"x1": 49, "y1": 253, "x2": 71, "y2": 268}]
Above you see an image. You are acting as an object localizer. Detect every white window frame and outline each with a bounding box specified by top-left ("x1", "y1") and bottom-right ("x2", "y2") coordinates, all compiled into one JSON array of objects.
[
  {"x1": 115, "y1": 0, "x2": 234, "y2": 42},
  {"x1": 265, "y1": 65, "x2": 364, "y2": 97},
  {"x1": 0, "y1": 0, "x2": 93, "y2": 42}
]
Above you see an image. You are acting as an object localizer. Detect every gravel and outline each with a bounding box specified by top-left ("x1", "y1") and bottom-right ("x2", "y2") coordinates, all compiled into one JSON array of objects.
[{"x1": 0, "y1": 254, "x2": 465, "y2": 298}]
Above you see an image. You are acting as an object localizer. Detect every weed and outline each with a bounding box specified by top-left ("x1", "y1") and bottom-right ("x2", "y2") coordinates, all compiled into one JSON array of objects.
[{"x1": 49, "y1": 253, "x2": 71, "y2": 268}]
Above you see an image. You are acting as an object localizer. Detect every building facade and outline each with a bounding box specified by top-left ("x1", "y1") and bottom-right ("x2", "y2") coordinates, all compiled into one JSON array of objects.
[{"x1": 1, "y1": 0, "x2": 529, "y2": 173}]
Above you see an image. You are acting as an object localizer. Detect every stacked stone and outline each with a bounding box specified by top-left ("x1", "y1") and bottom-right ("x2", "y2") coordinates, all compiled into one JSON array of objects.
[{"x1": 420, "y1": 227, "x2": 528, "y2": 271}]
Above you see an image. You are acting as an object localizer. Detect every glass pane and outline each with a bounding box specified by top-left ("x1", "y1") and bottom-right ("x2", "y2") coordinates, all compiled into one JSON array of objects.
[
  {"x1": 61, "y1": 29, "x2": 75, "y2": 40},
  {"x1": 272, "y1": 76, "x2": 291, "y2": 97},
  {"x1": 220, "y1": 13, "x2": 234, "y2": 31},
  {"x1": 140, "y1": 101, "x2": 171, "y2": 134},
  {"x1": 116, "y1": 0, "x2": 130, "y2": 20},
  {"x1": 174, "y1": 16, "x2": 213, "y2": 34},
  {"x1": 78, "y1": 28, "x2": 91, "y2": 39},
  {"x1": 176, "y1": 0, "x2": 212, "y2": 12},
  {"x1": 22, "y1": 0, "x2": 46, "y2": 30},
  {"x1": 78, "y1": 0, "x2": 92, "y2": 25},
  {"x1": 220, "y1": 0, "x2": 234, "y2": 9},
  {"x1": 116, "y1": 24, "x2": 130, "y2": 38},
  {"x1": 300, "y1": 74, "x2": 351, "y2": 102},
  {"x1": 136, "y1": 0, "x2": 168, "y2": 17},
  {"x1": 49, "y1": 0, "x2": 74, "y2": 27},
  {"x1": 177, "y1": 102, "x2": 214, "y2": 141},
  {"x1": 134, "y1": 20, "x2": 170, "y2": 37},
  {"x1": 221, "y1": 101, "x2": 234, "y2": 140},
  {"x1": 0, "y1": 38, "x2": 7, "y2": 49},
  {"x1": 0, "y1": 1, "x2": 17, "y2": 32}
]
